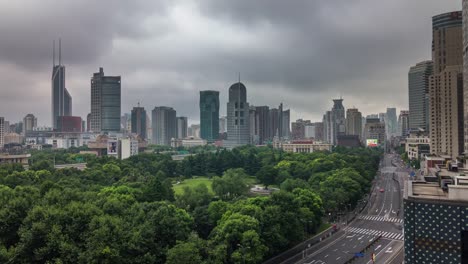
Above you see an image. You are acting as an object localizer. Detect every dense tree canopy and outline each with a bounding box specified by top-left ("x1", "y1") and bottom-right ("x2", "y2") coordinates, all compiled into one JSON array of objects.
[{"x1": 0, "y1": 145, "x2": 381, "y2": 263}]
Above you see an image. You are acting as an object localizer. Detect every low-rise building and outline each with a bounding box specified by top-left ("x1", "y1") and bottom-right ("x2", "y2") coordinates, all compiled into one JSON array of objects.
[
  {"x1": 171, "y1": 137, "x2": 207, "y2": 148},
  {"x1": 406, "y1": 133, "x2": 430, "y2": 160},
  {"x1": 275, "y1": 140, "x2": 332, "y2": 153},
  {"x1": 0, "y1": 153, "x2": 31, "y2": 165}
]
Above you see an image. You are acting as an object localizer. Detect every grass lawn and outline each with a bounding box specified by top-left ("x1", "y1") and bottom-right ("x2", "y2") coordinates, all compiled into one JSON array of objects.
[{"x1": 172, "y1": 177, "x2": 214, "y2": 195}]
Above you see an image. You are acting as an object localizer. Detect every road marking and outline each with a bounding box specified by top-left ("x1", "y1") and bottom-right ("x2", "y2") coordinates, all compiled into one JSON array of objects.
[
  {"x1": 324, "y1": 255, "x2": 328, "y2": 258},
  {"x1": 333, "y1": 249, "x2": 337, "y2": 251},
  {"x1": 336, "y1": 257, "x2": 341, "y2": 260},
  {"x1": 375, "y1": 245, "x2": 382, "y2": 251},
  {"x1": 385, "y1": 247, "x2": 393, "y2": 253}
]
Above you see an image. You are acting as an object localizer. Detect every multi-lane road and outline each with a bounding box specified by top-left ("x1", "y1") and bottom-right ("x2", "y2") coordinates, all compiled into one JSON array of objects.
[{"x1": 295, "y1": 153, "x2": 409, "y2": 264}]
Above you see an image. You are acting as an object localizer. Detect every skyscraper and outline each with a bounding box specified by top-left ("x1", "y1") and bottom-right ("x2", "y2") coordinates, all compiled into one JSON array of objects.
[
  {"x1": 429, "y1": 11, "x2": 463, "y2": 158},
  {"x1": 385, "y1": 108, "x2": 398, "y2": 138},
  {"x1": 90, "y1": 67, "x2": 121, "y2": 132},
  {"x1": 131, "y1": 105, "x2": 147, "y2": 139},
  {"x1": 408, "y1": 61, "x2": 433, "y2": 131},
  {"x1": 176, "y1": 116, "x2": 188, "y2": 139},
  {"x1": 249, "y1": 106, "x2": 257, "y2": 144},
  {"x1": 463, "y1": 1, "x2": 468, "y2": 154},
  {"x1": 23, "y1": 114, "x2": 37, "y2": 136},
  {"x1": 291, "y1": 119, "x2": 310, "y2": 140},
  {"x1": 269, "y1": 108, "x2": 280, "y2": 139},
  {"x1": 200, "y1": 90, "x2": 219, "y2": 142},
  {"x1": 282, "y1": 109, "x2": 291, "y2": 139},
  {"x1": 51, "y1": 39, "x2": 72, "y2": 129},
  {"x1": 255, "y1": 106, "x2": 270, "y2": 145},
  {"x1": 226, "y1": 81, "x2": 250, "y2": 147},
  {"x1": 398, "y1": 110, "x2": 410, "y2": 137},
  {"x1": 219, "y1": 116, "x2": 227, "y2": 134},
  {"x1": 152, "y1": 106, "x2": 177, "y2": 146},
  {"x1": 345, "y1": 108, "x2": 362, "y2": 140},
  {"x1": 0, "y1": 117, "x2": 4, "y2": 148},
  {"x1": 363, "y1": 118, "x2": 386, "y2": 146},
  {"x1": 323, "y1": 111, "x2": 334, "y2": 144}
]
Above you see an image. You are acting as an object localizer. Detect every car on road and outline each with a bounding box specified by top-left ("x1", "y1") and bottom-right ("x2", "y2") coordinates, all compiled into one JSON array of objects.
[{"x1": 380, "y1": 188, "x2": 385, "y2": 193}]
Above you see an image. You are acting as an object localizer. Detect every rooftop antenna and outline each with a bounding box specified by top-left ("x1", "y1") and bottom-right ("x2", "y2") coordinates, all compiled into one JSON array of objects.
[
  {"x1": 58, "y1": 38, "x2": 61, "y2": 66},
  {"x1": 238, "y1": 72, "x2": 241, "y2": 83},
  {"x1": 138, "y1": 101, "x2": 140, "y2": 107}
]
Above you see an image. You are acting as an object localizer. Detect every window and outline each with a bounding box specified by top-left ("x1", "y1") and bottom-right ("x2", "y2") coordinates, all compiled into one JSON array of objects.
[
  {"x1": 240, "y1": 111, "x2": 244, "y2": 117},
  {"x1": 240, "y1": 102, "x2": 244, "y2": 109},
  {"x1": 240, "y1": 119, "x2": 244, "y2": 125},
  {"x1": 235, "y1": 102, "x2": 238, "y2": 108},
  {"x1": 235, "y1": 111, "x2": 238, "y2": 117},
  {"x1": 235, "y1": 120, "x2": 238, "y2": 125}
]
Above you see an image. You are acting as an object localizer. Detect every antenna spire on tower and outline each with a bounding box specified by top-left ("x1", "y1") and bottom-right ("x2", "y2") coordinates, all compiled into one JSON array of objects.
[
  {"x1": 58, "y1": 38, "x2": 62, "y2": 66},
  {"x1": 53, "y1": 40, "x2": 55, "y2": 66}
]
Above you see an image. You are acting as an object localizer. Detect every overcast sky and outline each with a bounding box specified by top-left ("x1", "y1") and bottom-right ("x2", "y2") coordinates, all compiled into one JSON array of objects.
[{"x1": 0, "y1": 0, "x2": 462, "y2": 126}]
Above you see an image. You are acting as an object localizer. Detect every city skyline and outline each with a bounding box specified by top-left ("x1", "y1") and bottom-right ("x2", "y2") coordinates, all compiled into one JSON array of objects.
[{"x1": 0, "y1": 1, "x2": 460, "y2": 126}]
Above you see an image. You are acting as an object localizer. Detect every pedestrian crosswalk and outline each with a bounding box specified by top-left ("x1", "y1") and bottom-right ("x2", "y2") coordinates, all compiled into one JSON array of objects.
[
  {"x1": 346, "y1": 227, "x2": 404, "y2": 240},
  {"x1": 358, "y1": 215, "x2": 403, "y2": 224}
]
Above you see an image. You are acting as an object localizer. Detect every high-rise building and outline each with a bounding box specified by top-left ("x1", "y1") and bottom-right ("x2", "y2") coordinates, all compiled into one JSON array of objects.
[
  {"x1": 219, "y1": 117, "x2": 227, "y2": 134},
  {"x1": 398, "y1": 110, "x2": 410, "y2": 137},
  {"x1": 0, "y1": 117, "x2": 4, "y2": 148},
  {"x1": 51, "y1": 39, "x2": 72, "y2": 129},
  {"x1": 332, "y1": 99, "x2": 346, "y2": 143},
  {"x1": 278, "y1": 103, "x2": 284, "y2": 139},
  {"x1": 345, "y1": 108, "x2": 362, "y2": 140},
  {"x1": 282, "y1": 109, "x2": 291, "y2": 139},
  {"x1": 176, "y1": 116, "x2": 188, "y2": 139},
  {"x1": 429, "y1": 11, "x2": 464, "y2": 158},
  {"x1": 386, "y1": 108, "x2": 398, "y2": 138},
  {"x1": 363, "y1": 118, "x2": 386, "y2": 146},
  {"x1": 249, "y1": 106, "x2": 257, "y2": 144},
  {"x1": 131, "y1": 105, "x2": 147, "y2": 139},
  {"x1": 152, "y1": 106, "x2": 176, "y2": 146},
  {"x1": 269, "y1": 108, "x2": 280, "y2": 139},
  {"x1": 463, "y1": 2, "x2": 468, "y2": 155},
  {"x1": 225, "y1": 82, "x2": 250, "y2": 147},
  {"x1": 409, "y1": 61, "x2": 433, "y2": 131},
  {"x1": 87, "y1": 113, "x2": 91, "y2": 132},
  {"x1": 323, "y1": 111, "x2": 334, "y2": 144},
  {"x1": 56, "y1": 116, "x2": 82, "y2": 132},
  {"x1": 188, "y1": 124, "x2": 200, "y2": 138},
  {"x1": 121, "y1": 113, "x2": 131, "y2": 134},
  {"x1": 291, "y1": 119, "x2": 310, "y2": 140},
  {"x1": 255, "y1": 106, "x2": 270, "y2": 145},
  {"x1": 313, "y1": 122, "x2": 324, "y2": 142},
  {"x1": 379, "y1": 113, "x2": 386, "y2": 123},
  {"x1": 23, "y1": 114, "x2": 37, "y2": 136},
  {"x1": 200, "y1": 90, "x2": 219, "y2": 142},
  {"x1": 90, "y1": 67, "x2": 121, "y2": 132}
]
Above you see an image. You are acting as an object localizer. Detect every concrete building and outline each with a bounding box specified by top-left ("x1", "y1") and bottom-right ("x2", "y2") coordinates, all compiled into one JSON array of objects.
[
  {"x1": 171, "y1": 137, "x2": 207, "y2": 148},
  {"x1": 200, "y1": 90, "x2": 219, "y2": 142},
  {"x1": 282, "y1": 109, "x2": 291, "y2": 139},
  {"x1": 275, "y1": 140, "x2": 332, "y2": 153},
  {"x1": 23, "y1": 114, "x2": 37, "y2": 136},
  {"x1": 249, "y1": 106, "x2": 258, "y2": 144},
  {"x1": 429, "y1": 11, "x2": 464, "y2": 159},
  {"x1": 90, "y1": 67, "x2": 121, "y2": 132},
  {"x1": 399, "y1": 110, "x2": 410, "y2": 137},
  {"x1": 269, "y1": 108, "x2": 280, "y2": 140},
  {"x1": 120, "y1": 138, "x2": 139, "y2": 160},
  {"x1": 121, "y1": 113, "x2": 131, "y2": 134},
  {"x1": 363, "y1": 118, "x2": 386, "y2": 146},
  {"x1": 386, "y1": 107, "x2": 398, "y2": 138},
  {"x1": 51, "y1": 39, "x2": 72, "y2": 129},
  {"x1": 46, "y1": 137, "x2": 82, "y2": 149},
  {"x1": 304, "y1": 124, "x2": 315, "y2": 139},
  {"x1": 225, "y1": 82, "x2": 250, "y2": 147},
  {"x1": 131, "y1": 106, "x2": 147, "y2": 140},
  {"x1": 4, "y1": 133, "x2": 24, "y2": 145},
  {"x1": 255, "y1": 106, "x2": 270, "y2": 145},
  {"x1": 345, "y1": 108, "x2": 362, "y2": 140},
  {"x1": 323, "y1": 111, "x2": 334, "y2": 144},
  {"x1": 313, "y1": 122, "x2": 324, "y2": 142},
  {"x1": 176, "y1": 116, "x2": 188, "y2": 139},
  {"x1": 291, "y1": 119, "x2": 310, "y2": 140},
  {"x1": 219, "y1": 116, "x2": 227, "y2": 134},
  {"x1": 56, "y1": 116, "x2": 82, "y2": 132},
  {"x1": 0, "y1": 117, "x2": 4, "y2": 148},
  {"x1": 409, "y1": 61, "x2": 433, "y2": 131},
  {"x1": 152, "y1": 106, "x2": 177, "y2": 146},
  {"x1": 0, "y1": 154, "x2": 31, "y2": 165},
  {"x1": 332, "y1": 99, "x2": 346, "y2": 142},
  {"x1": 188, "y1": 124, "x2": 200, "y2": 138},
  {"x1": 405, "y1": 130, "x2": 430, "y2": 160},
  {"x1": 404, "y1": 164, "x2": 468, "y2": 263}
]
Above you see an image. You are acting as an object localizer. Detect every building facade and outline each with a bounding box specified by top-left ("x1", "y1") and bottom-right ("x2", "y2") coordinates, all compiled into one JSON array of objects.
[
  {"x1": 409, "y1": 61, "x2": 433, "y2": 131},
  {"x1": 399, "y1": 110, "x2": 410, "y2": 137},
  {"x1": 200, "y1": 90, "x2": 219, "y2": 142},
  {"x1": 56, "y1": 116, "x2": 82, "y2": 132},
  {"x1": 463, "y1": 1, "x2": 468, "y2": 155},
  {"x1": 332, "y1": 99, "x2": 346, "y2": 143},
  {"x1": 131, "y1": 106, "x2": 147, "y2": 140},
  {"x1": 152, "y1": 106, "x2": 177, "y2": 146},
  {"x1": 0, "y1": 117, "x2": 4, "y2": 148},
  {"x1": 51, "y1": 40, "x2": 72, "y2": 129},
  {"x1": 255, "y1": 106, "x2": 270, "y2": 144},
  {"x1": 363, "y1": 118, "x2": 386, "y2": 146},
  {"x1": 282, "y1": 109, "x2": 291, "y2": 139},
  {"x1": 429, "y1": 11, "x2": 464, "y2": 158},
  {"x1": 23, "y1": 114, "x2": 37, "y2": 136},
  {"x1": 90, "y1": 67, "x2": 121, "y2": 132},
  {"x1": 345, "y1": 108, "x2": 362, "y2": 140},
  {"x1": 225, "y1": 82, "x2": 250, "y2": 147},
  {"x1": 176, "y1": 116, "x2": 188, "y2": 139},
  {"x1": 386, "y1": 107, "x2": 398, "y2": 138}
]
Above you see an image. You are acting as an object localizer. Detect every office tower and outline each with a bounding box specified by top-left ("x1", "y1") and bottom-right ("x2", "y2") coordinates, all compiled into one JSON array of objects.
[
  {"x1": 291, "y1": 119, "x2": 310, "y2": 140},
  {"x1": 81, "y1": 120, "x2": 86, "y2": 132},
  {"x1": 23, "y1": 114, "x2": 37, "y2": 136},
  {"x1": 282, "y1": 109, "x2": 291, "y2": 139},
  {"x1": 332, "y1": 99, "x2": 346, "y2": 142},
  {"x1": 131, "y1": 105, "x2": 147, "y2": 139},
  {"x1": 378, "y1": 113, "x2": 386, "y2": 123},
  {"x1": 200, "y1": 90, "x2": 220, "y2": 142},
  {"x1": 398, "y1": 110, "x2": 410, "y2": 137},
  {"x1": 90, "y1": 67, "x2": 121, "y2": 132},
  {"x1": 3, "y1": 121, "x2": 9, "y2": 134},
  {"x1": 385, "y1": 108, "x2": 398, "y2": 138},
  {"x1": 409, "y1": 61, "x2": 433, "y2": 131},
  {"x1": 363, "y1": 118, "x2": 386, "y2": 146},
  {"x1": 278, "y1": 103, "x2": 284, "y2": 139},
  {"x1": 121, "y1": 113, "x2": 131, "y2": 134},
  {"x1": 464, "y1": 2, "x2": 468, "y2": 154},
  {"x1": 146, "y1": 113, "x2": 152, "y2": 142},
  {"x1": 56, "y1": 116, "x2": 82, "y2": 132},
  {"x1": 404, "y1": 177, "x2": 468, "y2": 263},
  {"x1": 268, "y1": 108, "x2": 280, "y2": 139},
  {"x1": 0, "y1": 117, "x2": 4, "y2": 148},
  {"x1": 323, "y1": 111, "x2": 334, "y2": 144},
  {"x1": 249, "y1": 106, "x2": 257, "y2": 144},
  {"x1": 345, "y1": 108, "x2": 362, "y2": 140},
  {"x1": 313, "y1": 122, "x2": 324, "y2": 142},
  {"x1": 226, "y1": 81, "x2": 250, "y2": 147},
  {"x1": 429, "y1": 11, "x2": 463, "y2": 158},
  {"x1": 176, "y1": 116, "x2": 188, "y2": 139},
  {"x1": 219, "y1": 116, "x2": 227, "y2": 134},
  {"x1": 51, "y1": 39, "x2": 72, "y2": 129},
  {"x1": 152, "y1": 106, "x2": 176, "y2": 146},
  {"x1": 255, "y1": 106, "x2": 270, "y2": 145}
]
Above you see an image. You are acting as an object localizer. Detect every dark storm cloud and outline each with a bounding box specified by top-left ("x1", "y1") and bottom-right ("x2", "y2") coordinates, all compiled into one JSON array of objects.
[{"x1": 0, "y1": 0, "x2": 462, "y2": 125}]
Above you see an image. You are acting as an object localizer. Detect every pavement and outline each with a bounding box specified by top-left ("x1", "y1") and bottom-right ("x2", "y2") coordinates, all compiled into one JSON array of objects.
[{"x1": 293, "y1": 152, "x2": 408, "y2": 264}]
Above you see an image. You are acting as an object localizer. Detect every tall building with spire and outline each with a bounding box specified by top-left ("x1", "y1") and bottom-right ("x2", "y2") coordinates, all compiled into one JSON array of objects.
[
  {"x1": 51, "y1": 39, "x2": 72, "y2": 129},
  {"x1": 225, "y1": 81, "x2": 250, "y2": 147}
]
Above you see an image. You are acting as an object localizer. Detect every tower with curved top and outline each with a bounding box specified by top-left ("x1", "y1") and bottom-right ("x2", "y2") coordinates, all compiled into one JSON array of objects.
[{"x1": 225, "y1": 81, "x2": 250, "y2": 147}]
